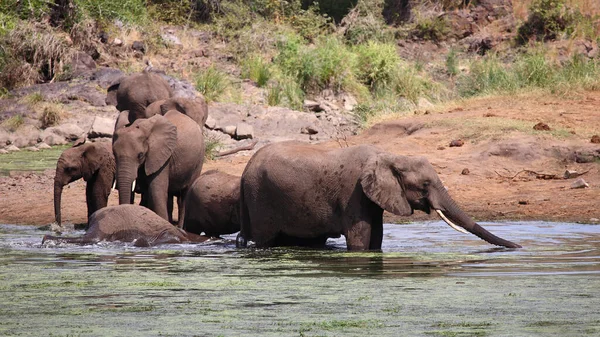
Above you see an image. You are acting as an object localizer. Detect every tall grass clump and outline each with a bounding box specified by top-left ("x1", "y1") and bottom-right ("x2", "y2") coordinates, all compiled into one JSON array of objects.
[
  {"x1": 555, "y1": 54, "x2": 600, "y2": 91},
  {"x1": 241, "y1": 55, "x2": 272, "y2": 87},
  {"x1": 194, "y1": 66, "x2": 230, "y2": 102},
  {"x1": 458, "y1": 55, "x2": 518, "y2": 97},
  {"x1": 514, "y1": 50, "x2": 556, "y2": 88},
  {"x1": 266, "y1": 76, "x2": 305, "y2": 110},
  {"x1": 39, "y1": 104, "x2": 65, "y2": 129},
  {"x1": 2, "y1": 114, "x2": 25, "y2": 132},
  {"x1": 354, "y1": 41, "x2": 401, "y2": 92}
]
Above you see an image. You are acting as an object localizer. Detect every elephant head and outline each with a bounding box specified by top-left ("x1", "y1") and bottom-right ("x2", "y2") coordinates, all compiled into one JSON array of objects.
[
  {"x1": 106, "y1": 71, "x2": 173, "y2": 123},
  {"x1": 112, "y1": 115, "x2": 177, "y2": 206},
  {"x1": 54, "y1": 141, "x2": 113, "y2": 225},
  {"x1": 360, "y1": 153, "x2": 521, "y2": 248},
  {"x1": 145, "y1": 96, "x2": 208, "y2": 126}
]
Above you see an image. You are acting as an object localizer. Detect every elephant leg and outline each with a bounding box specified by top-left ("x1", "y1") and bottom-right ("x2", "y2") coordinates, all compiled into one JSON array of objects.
[
  {"x1": 176, "y1": 191, "x2": 186, "y2": 229},
  {"x1": 167, "y1": 194, "x2": 174, "y2": 223},
  {"x1": 346, "y1": 221, "x2": 372, "y2": 251},
  {"x1": 146, "y1": 168, "x2": 170, "y2": 221},
  {"x1": 368, "y1": 209, "x2": 384, "y2": 251}
]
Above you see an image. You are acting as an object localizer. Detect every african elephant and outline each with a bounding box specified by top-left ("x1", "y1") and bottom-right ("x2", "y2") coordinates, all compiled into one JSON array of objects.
[
  {"x1": 54, "y1": 140, "x2": 115, "y2": 225},
  {"x1": 106, "y1": 71, "x2": 172, "y2": 123},
  {"x1": 42, "y1": 205, "x2": 209, "y2": 246},
  {"x1": 145, "y1": 96, "x2": 208, "y2": 126},
  {"x1": 112, "y1": 111, "x2": 205, "y2": 227},
  {"x1": 237, "y1": 142, "x2": 521, "y2": 250},
  {"x1": 183, "y1": 170, "x2": 240, "y2": 237}
]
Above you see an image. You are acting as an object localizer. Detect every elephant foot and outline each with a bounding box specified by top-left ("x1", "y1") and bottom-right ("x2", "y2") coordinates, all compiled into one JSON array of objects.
[{"x1": 236, "y1": 233, "x2": 247, "y2": 248}]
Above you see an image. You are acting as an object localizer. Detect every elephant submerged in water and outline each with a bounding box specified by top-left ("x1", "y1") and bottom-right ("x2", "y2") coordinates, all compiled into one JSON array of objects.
[
  {"x1": 42, "y1": 205, "x2": 209, "y2": 246},
  {"x1": 54, "y1": 140, "x2": 115, "y2": 225},
  {"x1": 237, "y1": 142, "x2": 521, "y2": 250}
]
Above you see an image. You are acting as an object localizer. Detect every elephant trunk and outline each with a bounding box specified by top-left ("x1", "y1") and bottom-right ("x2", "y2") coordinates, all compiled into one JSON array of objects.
[
  {"x1": 117, "y1": 161, "x2": 137, "y2": 205},
  {"x1": 433, "y1": 186, "x2": 521, "y2": 248},
  {"x1": 53, "y1": 177, "x2": 64, "y2": 225}
]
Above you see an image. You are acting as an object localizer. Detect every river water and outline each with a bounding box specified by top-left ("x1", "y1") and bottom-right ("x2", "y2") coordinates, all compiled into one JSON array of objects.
[{"x1": 0, "y1": 221, "x2": 598, "y2": 336}]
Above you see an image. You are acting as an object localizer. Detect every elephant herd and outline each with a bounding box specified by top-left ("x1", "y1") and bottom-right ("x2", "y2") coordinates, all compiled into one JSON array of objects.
[{"x1": 45, "y1": 71, "x2": 522, "y2": 250}]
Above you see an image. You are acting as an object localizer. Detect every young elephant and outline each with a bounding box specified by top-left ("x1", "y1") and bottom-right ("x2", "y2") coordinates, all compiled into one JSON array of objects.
[
  {"x1": 183, "y1": 170, "x2": 240, "y2": 237},
  {"x1": 42, "y1": 204, "x2": 209, "y2": 247},
  {"x1": 54, "y1": 140, "x2": 115, "y2": 225},
  {"x1": 237, "y1": 142, "x2": 521, "y2": 250}
]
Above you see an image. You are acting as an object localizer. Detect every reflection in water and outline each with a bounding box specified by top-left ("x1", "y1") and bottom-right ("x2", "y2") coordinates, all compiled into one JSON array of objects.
[{"x1": 0, "y1": 221, "x2": 599, "y2": 336}]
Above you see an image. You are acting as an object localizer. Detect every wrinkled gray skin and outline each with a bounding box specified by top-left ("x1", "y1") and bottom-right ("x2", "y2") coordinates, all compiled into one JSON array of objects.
[
  {"x1": 183, "y1": 170, "x2": 240, "y2": 237},
  {"x1": 237, "y1": 142, "x2": 521, "y2": 250},
  {"x1": 106, "y1": 71, "x2": 173, "y2": 123},
  {"x1": 54, "y1": 141, "x2": 115, "y2": 225},
  {"x1": 145, "y1": 96, "x2": 208, "y2": 126},
  {"x1": 42, "y1": 205, "x2": 209, "y2": 247},
  {"x1": 112, "y1": 111, "x2": 205, "y2": 227}
]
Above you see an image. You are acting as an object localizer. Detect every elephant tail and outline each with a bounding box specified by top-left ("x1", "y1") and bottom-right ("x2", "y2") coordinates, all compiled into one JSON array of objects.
[{"x1": 236, "y1": 179, "x2": 251, "y2": 248}]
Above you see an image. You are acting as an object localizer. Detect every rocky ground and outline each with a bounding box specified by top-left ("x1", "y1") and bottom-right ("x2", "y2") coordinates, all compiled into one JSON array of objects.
[{"x1": 1, "y1": 89, "x2": 598, "y2": 226}]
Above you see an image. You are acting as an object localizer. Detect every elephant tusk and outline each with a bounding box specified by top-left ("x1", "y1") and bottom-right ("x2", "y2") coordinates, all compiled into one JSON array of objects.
[
  {"x1": 111, "y1": 180, "x2": 117, "y2": 191},
  {"x1": 132, "y1": 179, "x2": 136, "y2": 193},
  {"x1": 436, "y1": 210, "x2": 470, "y2": 234}
]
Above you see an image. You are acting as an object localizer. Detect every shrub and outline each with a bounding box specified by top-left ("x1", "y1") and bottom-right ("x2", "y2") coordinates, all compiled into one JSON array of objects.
[
  {"x1": 412, "y1": 15, "x2": 450, "y2": 42},
  {"x1": 39, "y1": 104, "x2": 64, "y2": 129},
  {"x1": 354, "y1": 41, "x2": 400, "y2": 91},
  {"x1": 194, "y1": 66, "x2": 230, "y2": 102},
  {"x1": 288, "y1": 3, "x2": 334, "y2": 41},
  {"x1": 391, "y1": 65, "x2": 439, "y2": 104},
  {"x1": 73, "y1": 0, "x2": 148, "y2": 25},
  {"x1": 22, "y1": 92, "x2": 44, "y2": 106},
  {"x1": 446, "y1": 49, "x2": 459, "y2": 77},
  {"x1": 204, "y1": 133, "x2": 223, "y2": 160},
  {"x1": 517, "y1": 0, "x2": 577, "y2": 43},
  {"x1": 342, "y1": 0, "x2": 394, "y2": 45},
  {"x1": 241, "y1": 55, "x2": 272, "y2": 87}
]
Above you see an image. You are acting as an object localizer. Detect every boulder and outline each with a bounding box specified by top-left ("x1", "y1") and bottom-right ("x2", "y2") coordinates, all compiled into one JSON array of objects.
[
  {"x1": 43, "y1": 133, "x2": 68, "y2": 146},
  {"x1": 12, "y1": 125, "x2": 40, "y2": 148},
  {"x1": 88, "y1": 117, "x2": 115, "y2": 138},
  {"x1": 36, "y1": 142, "x2": 52, "y2": 149},
  {"x1": 205, "y1": 115, "x2": 217, "y2": 130},
  {"x1": 221, "y1": 125, "x2": 237, "y2": 137},
  {"x1": 69, "y1": 51, "x2": 97, "y2": 78},
  {"x1": 571, "y1": 178, "x2": 589, "y2": 189},
  {"x1": 46, "y1": 123, "x2": 85, "y2": 141},
  {"x1": 0, "y1": 149, "x2": 8, "y2": 154},
  {"x1": 235, "y1": 123, "x2": 254, "y2": 140},
  {"x1": 5, "y1": 144, "x2": 20, "y2": 152},
  {"x1": 24, "y1": 146, "x2": 39, "y2": 152}
]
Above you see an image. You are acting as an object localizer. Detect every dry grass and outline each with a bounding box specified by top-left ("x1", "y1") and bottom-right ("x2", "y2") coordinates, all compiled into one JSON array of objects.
[{"x1": 513, "y1": 0, "x2": 600, "y2": 20}]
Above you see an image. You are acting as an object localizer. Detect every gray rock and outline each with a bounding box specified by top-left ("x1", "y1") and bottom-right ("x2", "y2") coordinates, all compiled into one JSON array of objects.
[
  {"x1": 36, "y1": 142, "x2": 52, "y2": 149},
  {"x1": 113, "y1": 38, "x2": 123, "y2": 46},
  {"x1": 161, "y1": 32, "x2": 182, "y2": 47},
  {"x1": 91, "y1": 68, "x2": 124, "y2": 89},
  {"x1": 24, "y1": 146, "x2": 39, "y2": 152},
  {"x1": 5, "y1": 144, "x2": 20, "y2": 152},
  {"x1": 221, "y1": 125, "x2": 237, "y2": 137},
  {"x1": 0, "y1": 149, "x2": 8, "y2": 154},
  {"x1": 304, "y1": 100, "x2": 324, "y2": 112},
  {"x1": 340, "y1": 93, "x2": 358, "y2": 111},
  {"x1": 88, "y1": 117, "x2": 115, "y2": 138},
  {"x1": 12, "y1": 124, "x2": 40, "y2": 148},
  {"x1": 300, "y1": 125, "x2": 319, "y2": 135},
  {"x1": 571, "y1": 178, "x2": 589, "y2": 189},
  {"x1": 131, "y1": 41, "x2": 146, "y2": 53},
  {"x1": 235, "y1": 123, "x2": 254, "y2": 140},
  {"x1": 205, "y1": 115, "x2": 217, "y2": 130},
  {"x1": 43, "y1": 133, "x2": 68, "y2": 146},
  {"x1": 47, "y1": 123, "x2": 85, "y2": 141},
  {"x1": 418, "y1": 97, "x2": 434, "y2": 110},
  {"x1": 70, "y1": 51, "x2": 97, "y2": 79}
]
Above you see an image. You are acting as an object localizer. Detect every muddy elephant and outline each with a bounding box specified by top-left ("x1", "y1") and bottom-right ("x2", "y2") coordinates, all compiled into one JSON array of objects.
[
  {"x1": 145, "y1": 96, "x2": 208, "y2": 126},
  {"x1": 183, "y1": 170, "x2": 240, "y2": 237},
  {"x1": 113, "y1": 111, "x2": 205, "y2": 227},
  {"x1": 237, "y1": 142, "x2": 521, "y2": 250},
  {"x1": 42, "y1": 205, "x2": 209, "y2": 246},
  {"x1": 106, "y1": 71, "x2": 172, "y2": 123},
  {"x1": 54, "y1": 140, "x2": 115, "y2": 225}
]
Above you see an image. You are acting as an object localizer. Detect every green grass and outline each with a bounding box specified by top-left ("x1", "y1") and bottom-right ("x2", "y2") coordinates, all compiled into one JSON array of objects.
[
  {"x1": 240, "y1": 55, "x2": 272, "y2": 87},
  {"x1": 194, "y1": 66, "x2": 230, "y2": 102},
  {"x1": 203, "y1": 133, "x2": 223, "y2": 160},
  {"x1": 1, "y1": 114, "x2": 25, "y2": 132},
  {"x1": 0, "y1": 145, "x2": 70, "y2": 175}
]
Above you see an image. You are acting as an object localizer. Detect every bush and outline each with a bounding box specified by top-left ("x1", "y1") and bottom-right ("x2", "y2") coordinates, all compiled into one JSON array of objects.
[
  {"x1": 412, "y1": 15, "x2": 450, "y2": 42},
  {"x1": 2, "y1": 114, "x2": 25, "y2": 132},
  {"x1": 194, "y1": 65, "x2": 230, "y2": 102},
  {"x1": 288, "y1": 3, "x2": 334, "y2": 41},
  {"x1": 354, "y1": 41, "x2": 400, "y2": 91},
  {"x1": 39, "y1": 104, "x2": 64, "y2": 129},
  {"x1": 517, "y1": 0, "x2": 577, "y2": 43},
  {"x1": 204, "y1": 132, "x2": 223, "y2": 160},
  {"x1": 446, "y1": 49, "x2": 459, "y2": 77},
  {"x1": 266, "y1": 76, "x2": 304, "y2": 110}
]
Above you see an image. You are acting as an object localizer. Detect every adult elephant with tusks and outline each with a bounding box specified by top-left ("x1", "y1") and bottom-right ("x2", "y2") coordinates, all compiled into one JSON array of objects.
[
  {"x1": 112, "y1": 110, "x2": 204, "y2": 227},
  {"x1": 237, "y1": 142, "x2": 521, "y2": 250}
]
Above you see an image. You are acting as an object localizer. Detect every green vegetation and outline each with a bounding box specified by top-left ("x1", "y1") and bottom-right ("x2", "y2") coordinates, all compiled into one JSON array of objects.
[
  {"x1": 204, "y1": 133, "x2": 223, "y2": 160},
  {"x1": 1, "y1": 114, "x2": 24, "y2": 132},
  {"x1": 1, "y1": 0, "x2": 599, "y2": 127},
  {"x1": 0, "y1": 145, "x2": 69, "y2": 175},
  {"x1": 194, "y1": 66, "x2": 230, "y2": 102},
  {"x1": 39, "y1": 103, "x2": 65, "y2": 129}
]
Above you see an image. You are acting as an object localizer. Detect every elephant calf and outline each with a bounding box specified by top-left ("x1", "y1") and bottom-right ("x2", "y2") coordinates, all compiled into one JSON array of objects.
[
  {"x1": 42, "y1": 205, "x2": 209, "y2": 247},
  {"x1": 54, "y1": 140, "x2": 115, "y2": 225},
  {"x1": 183, "y1": 170, "x2": 240, "y2": 237}
]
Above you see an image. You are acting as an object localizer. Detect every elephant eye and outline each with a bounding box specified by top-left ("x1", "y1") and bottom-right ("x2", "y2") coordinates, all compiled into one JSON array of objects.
[{"x1": 137, "y1": 152, "x2": 145, "y2": 160}]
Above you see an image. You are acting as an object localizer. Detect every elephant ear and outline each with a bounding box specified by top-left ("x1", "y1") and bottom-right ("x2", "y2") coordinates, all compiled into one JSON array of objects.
[
  {"x1": 145, "y1": 115, "x2": 177, "y2": 176},
  {"x1": 113, "y1": 111, "x2": 131, "y2": 137},
  {"x1": 360, "y1": 153, "x2": 412, "y2": 216},
  {"x1": 81, "y1": 144, "x2": 105, "y2": 181},
  {"x1": 105, "y1": 80, "x2": 121, "y2": 107}
]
